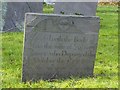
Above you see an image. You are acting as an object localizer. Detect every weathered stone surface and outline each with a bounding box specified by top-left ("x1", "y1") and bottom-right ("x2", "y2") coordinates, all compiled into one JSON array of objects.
[
  {"x1": 54, "y1": 2, "x2": 98, "y2": 16},
  {"x1": 2, "y1": 2, "x2": 43, "y2": 32},
  {"x1": 22, "y1": 13, "x2": 100, "y2": 82}
]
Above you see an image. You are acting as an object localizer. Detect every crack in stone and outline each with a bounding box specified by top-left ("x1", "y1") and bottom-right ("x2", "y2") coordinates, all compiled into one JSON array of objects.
[{"x1": 26, "y1": 2, "x2": 32, "y2": 12}]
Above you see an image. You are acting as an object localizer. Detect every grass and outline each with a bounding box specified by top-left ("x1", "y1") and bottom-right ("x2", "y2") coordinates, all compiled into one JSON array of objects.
[{"x1": 1, "y1": 5, "x2": 118, "y2": 88}]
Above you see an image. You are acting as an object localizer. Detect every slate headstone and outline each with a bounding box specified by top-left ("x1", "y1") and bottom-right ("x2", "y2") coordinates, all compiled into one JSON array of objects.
[
  {"x1": 22, "y1": 13, "x2": 100, "y2": 82},
  {"x1": 2, "y1": 2, "x2": 43, "y2": 32},
  {"x1": 54, "y1": 1, "x2": 98, "y2": 16}
]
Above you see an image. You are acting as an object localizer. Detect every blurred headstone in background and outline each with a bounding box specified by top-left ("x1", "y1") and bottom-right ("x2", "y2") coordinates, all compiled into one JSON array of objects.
[
  {"x1": 2, "y1": 2, "x2": 43, "y2": 32},
  {"x1": 54, "y1": 0, "x2": 98, "y2": 16}
]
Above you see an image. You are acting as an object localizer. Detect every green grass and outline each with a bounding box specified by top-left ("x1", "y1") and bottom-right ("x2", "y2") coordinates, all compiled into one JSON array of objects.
[{"x1": 1, "y1": 5, "x2": 118, "y2": 88}]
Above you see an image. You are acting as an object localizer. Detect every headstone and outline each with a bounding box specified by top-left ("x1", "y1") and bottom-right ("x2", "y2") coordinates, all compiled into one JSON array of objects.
[
  {"x1": 22, "y1": 13, "x2": 100, "y2": 82},
  {"x1": 54, "y1": 1, "x2": 98, "y2": 16},
  {"x1": 2, "y1": 2, "x2": 43, "y2": 32}
]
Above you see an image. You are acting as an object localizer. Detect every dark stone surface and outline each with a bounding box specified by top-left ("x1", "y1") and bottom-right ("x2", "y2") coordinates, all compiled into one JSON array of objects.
[
  {"x1": 3, "y1": 2, "x2": 43, "y2": 32},
  {"x1": 54, "y1": 2, "x2": 98, "y2": 16}
]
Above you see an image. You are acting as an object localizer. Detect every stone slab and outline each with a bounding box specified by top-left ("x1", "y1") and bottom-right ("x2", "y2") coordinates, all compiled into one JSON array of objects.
[
  {"x1": 22, "y1": 13, "x2": 100, "y2": 82},
  {"x1": 2, "y1": 2, "x2": 43, "y2": 32},
  {"x1": 54, "y1": 2, "x2": 98, "y2": 16}
]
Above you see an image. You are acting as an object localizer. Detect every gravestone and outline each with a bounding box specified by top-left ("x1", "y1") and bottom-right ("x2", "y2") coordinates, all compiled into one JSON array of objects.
[
  {"x1": 2, "y1": 2, "x2": 43, "y2": 32},
  {"x1": 22, "y1": 13, "x2": 100, "y2": 82},
  {"x1": 54, "y1": 1, "x2": 98, "y2": 16}
]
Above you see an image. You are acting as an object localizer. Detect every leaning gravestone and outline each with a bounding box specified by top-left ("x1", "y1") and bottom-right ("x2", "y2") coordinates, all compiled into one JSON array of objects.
[
  {"x1": 22, "y1": 13, "x2": 100, "y2": 82},
  {"x1": 54, "y1": 1, "x2": 98, "y2": 16},
  {"x1": 2, "y1": 2, "x2": 43, "y2": 32}
]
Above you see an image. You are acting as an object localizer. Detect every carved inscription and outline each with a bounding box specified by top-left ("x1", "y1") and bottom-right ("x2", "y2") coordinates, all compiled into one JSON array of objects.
[
  {"x1": 29, "y1": 32, "x2": 96, "y2": 57},
  {"x1": 25, "y1": 31, "x2": 97, "y2": 75}
]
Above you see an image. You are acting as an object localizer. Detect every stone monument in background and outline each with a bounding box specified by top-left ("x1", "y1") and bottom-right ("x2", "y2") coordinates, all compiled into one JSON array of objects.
[
  {"x1": 2, "y1": 2, "x2": 43, "y2": 32},
  {"x1": 54, "y1": 0, "x2": 98, "y2": 16}
]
